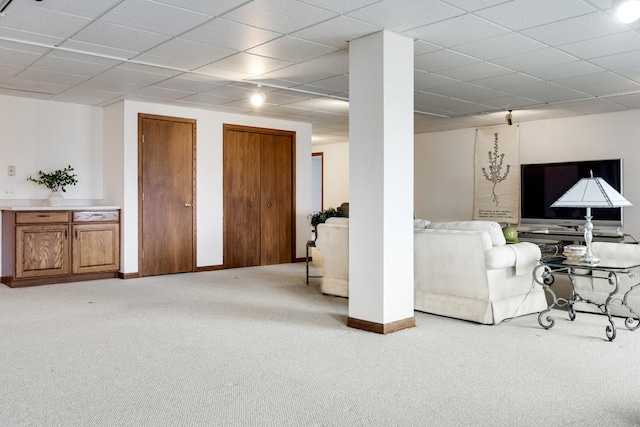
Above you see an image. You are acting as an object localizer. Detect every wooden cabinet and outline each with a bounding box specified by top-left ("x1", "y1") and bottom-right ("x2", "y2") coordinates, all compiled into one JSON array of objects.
[{"x1": 2, "y1": 209, "x2": 120, "y2": 287}]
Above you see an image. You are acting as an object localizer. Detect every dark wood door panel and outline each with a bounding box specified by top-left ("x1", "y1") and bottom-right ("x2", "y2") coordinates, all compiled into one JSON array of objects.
[{"x1": 140, "y1": 115, "x2": 195, "y2": 276}]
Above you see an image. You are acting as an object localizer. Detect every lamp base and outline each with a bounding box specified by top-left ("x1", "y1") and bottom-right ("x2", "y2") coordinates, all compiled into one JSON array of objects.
[{"x1": 579, "y1": 253, "x2": 600, "y2": 264}]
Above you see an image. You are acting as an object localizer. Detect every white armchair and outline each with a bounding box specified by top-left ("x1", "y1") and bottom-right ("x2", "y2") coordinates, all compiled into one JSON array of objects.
[{"x1": 414, "y1": 221, "x2": 548, "y2": 324}]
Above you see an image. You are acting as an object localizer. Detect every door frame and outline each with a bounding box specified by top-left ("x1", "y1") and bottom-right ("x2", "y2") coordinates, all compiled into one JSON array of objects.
[
  {"x1": 312, "y1": 152, "x2": 324, "y2": 211},
  {"x1": 138, "y1": 113, "x2": 197, "y2": 276},
  {"x1": 222, "y1": 123, "x2": 297, "y2": 265}
]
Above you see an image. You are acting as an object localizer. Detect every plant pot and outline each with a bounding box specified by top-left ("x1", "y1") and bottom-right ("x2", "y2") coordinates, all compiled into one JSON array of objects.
[{"x1": 48, "y1": 191, "x2": 63, "y2": 207}]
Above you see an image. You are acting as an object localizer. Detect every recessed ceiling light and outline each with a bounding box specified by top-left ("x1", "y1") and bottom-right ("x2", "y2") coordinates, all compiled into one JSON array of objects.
[
  {"x1": 612, "y1": 0, "x2": 640, "y2": 23},
  {"x1": 250, "y1": 86, "x2": 266, "y2": 107}
]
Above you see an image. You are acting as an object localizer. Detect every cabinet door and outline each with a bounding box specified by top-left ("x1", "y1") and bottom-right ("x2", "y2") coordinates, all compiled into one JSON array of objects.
[
  {"x1": 16, "y1": 225, "x2": 70, "y2": 278},
  {"x1": 72, "y1": 223, "x2": 120, "y2": 274}
]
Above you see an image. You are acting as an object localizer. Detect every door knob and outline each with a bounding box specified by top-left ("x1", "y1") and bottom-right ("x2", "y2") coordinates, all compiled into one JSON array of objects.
[{"x1": 185, "y1": 203, "x2": 192, "y2": 207}]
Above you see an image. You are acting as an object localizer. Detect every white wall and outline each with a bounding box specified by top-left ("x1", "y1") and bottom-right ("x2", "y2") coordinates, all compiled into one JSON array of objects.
[
  {"x1": 0, "y1": 95, "x2": 103, "y2": 201},
  {"x1": 415, "y1": 110, "x2": 640, "y2": 240},
  {"x1": 0, "y1": 95, "x2": 312, "y2": 277},
  {"x1": 312, "y1": 142, "x2": 349, "y2": 210}
]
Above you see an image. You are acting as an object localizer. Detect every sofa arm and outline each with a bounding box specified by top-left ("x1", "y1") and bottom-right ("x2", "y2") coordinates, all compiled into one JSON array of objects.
[{"x1": 485, "y1": 242, "x2": 541, "y2": 275}]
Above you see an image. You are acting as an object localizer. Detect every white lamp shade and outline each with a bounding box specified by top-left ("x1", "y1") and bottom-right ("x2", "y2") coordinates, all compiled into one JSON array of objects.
[{"x1": 551, "y1": 176, "x2": 633, "y2": 208}]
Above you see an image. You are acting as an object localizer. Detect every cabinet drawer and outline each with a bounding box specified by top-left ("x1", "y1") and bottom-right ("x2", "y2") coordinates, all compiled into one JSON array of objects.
[
  {"x1": 73, "y1": 211, "x2": 119, "y2": 222},
  {"x1": 16, "y1": 211, "x2": 69, "y2": 224}
]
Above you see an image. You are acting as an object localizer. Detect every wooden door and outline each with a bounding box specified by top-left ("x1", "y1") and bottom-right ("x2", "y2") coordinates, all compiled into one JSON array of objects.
[
  {"x1": 223, "y1": 129, "x2": 261, "y2": 268},
  {"x1": 139, "y1": 114, "x2": 196, "y2": 276},
  {"x1": 260, "y1": 133, "x2": 293, "y2": 265},
  {"x1": 223, "y1": 125, "x2": 295, "y2": 268}
]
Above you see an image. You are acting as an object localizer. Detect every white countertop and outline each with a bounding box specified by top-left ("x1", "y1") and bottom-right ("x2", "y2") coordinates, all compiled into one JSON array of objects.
[{"x1": 0, "y1": 205, "x2": 120, "y2": 211}]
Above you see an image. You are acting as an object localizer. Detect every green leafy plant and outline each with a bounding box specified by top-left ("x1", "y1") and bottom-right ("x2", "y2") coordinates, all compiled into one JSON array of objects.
[
  {"x1": 27, "y1": 165, "x2": 78, "y2": 192},
  {"x1": 308, "y1": 207, "x2": 345, "y2": 228}
]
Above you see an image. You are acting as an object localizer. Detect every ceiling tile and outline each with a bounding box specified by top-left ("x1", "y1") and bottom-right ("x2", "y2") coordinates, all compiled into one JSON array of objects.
[
  {"x1": 589, "y1": 50, "x2": 640, "y2": 70},
  {"x1": 3, "y1": 78, "x2": 68, "y2": 95},
  {"x1": 470, "y1": 72, "x2": 542, "y2": 90},
  {"x1": 299, "y1": 51, "x2": 349, "y2": 74},
  {"x1": 32, "y1": 0, "x2": 124, "y2": 18},
  {"x1": 415, "y1": 50, "x2": 479, "y2": 73},
  {"x1": 552, "y1": 72, "x2": 640, "y2": 97},
  {"x1": 50, "y1": 87, "x2": 122, "y2": 104},
  {"x1": 498, "y1": 81, "x2": 589, "y2": 103},
  {"x1": 204, "y1": 52, "x2": 292, "y2": 76},
  {"x1": 70, "y1": 21, "x2": 171, "y2": 54},
  {"x1": 297, "y1": 0, "x2": 383, "y2": 14},
  {"x1": 305, "y1": 75, "x2": 349, "y2": 92},
  {"x1": 604, "y1": 93, "x2": 640, "y2": 109},
  {"x1": 291, "y1": 16, "x2": 382, "y2": 49},
  {"x1": 100, "y1": 0, "x2": 212, "y2": 36},
  {"x1": 439, "y1": 0, "x2": 513, "y2": 12},
  {"x1": 0, "y1": 64, "x2": 21, "y2": 84},
  {"x1": 474, "y1": 0, "x2": 596, "y2": 31},
  {"x1": 135, "y1": 39, "x2": 236, "y2": 71},
  {"x1": 221, "y1": 0, "x2": 338, "y2": 34},
  {"x1": 0, "y1": 2, "x2": 91, "y2": 39},
  {"x1": 439, "y1": 62, "x2": 513, "y2": 81},
  {"x1": 407, "y1": 14, "x2": 508, "y2": 48},
  {"x1": 558, "y1": 31, "x2": 640, "y2": 60},
  {"x1": 152, "y1": 0, "x2": 250, "y2": 16},
  {"x1": 346, "y1": 0, "x2": 464, "y2": 32},
  {"x1": 256, "y1": 64, "x2": 340, "y2": 85},
  {"x1": 0, "y1": 26, "x2": 66, "y2": 46},
  {"x1": 521, "y1": 12, "x2": 628, "y2": 46},
  {"x1": 180, "y1": 18, "x2": 281, "y2": 52},
  {"x1": 492, "y1": 48, "x2": 579, "y2": 72},
  {"x1": 525, "y1": 60, "x2": 603, "y2": 81},
  {"x1": 152, "y1": 76, "x2": 223, "y2": 93},
  {"x1": 30, "y1": 55, "x2": 114, "y2": 77},
  {"x1": 425, "y1": 82, "x2": 512, "y2": 104},
  {"x1": 15, "y1": 68, "x2": 87, "y2": 86},
  {"x1": 0, "y1": 46, "x2": 43, "y2": 68},
  {"x1": 414, "y1": 71, "x2": 459, "y2": 90},
  {"x1": 246, "y1": 36, "x2": 338, "y2": 63},
  {"x1": 59, "y1": 40, "x2": 139, "y2": 61},
  {"x1": 453, "y1": 33, "x2": 547, "y2": 61}
]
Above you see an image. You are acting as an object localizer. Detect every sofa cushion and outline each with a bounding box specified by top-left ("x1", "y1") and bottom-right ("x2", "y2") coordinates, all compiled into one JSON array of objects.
[{"x1": 428, "y1": 221, "x2": 506, "y2": 246}]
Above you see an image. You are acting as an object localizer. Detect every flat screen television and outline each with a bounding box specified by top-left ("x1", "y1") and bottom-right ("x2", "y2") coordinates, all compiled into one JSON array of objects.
[{"x1": 520, "y1": 159, "x2": 624, "y2": 228}]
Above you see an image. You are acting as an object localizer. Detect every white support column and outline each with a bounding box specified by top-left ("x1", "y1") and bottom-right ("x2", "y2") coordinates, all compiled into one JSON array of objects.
[{"x1": 347, "y1": 31, "x2": 415, "y2": 334}]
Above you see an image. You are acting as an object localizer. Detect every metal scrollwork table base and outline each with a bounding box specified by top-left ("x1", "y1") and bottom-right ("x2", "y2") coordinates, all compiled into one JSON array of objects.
[{"x1": 534, "y1": 256, "x2": 640, "y2": 341}]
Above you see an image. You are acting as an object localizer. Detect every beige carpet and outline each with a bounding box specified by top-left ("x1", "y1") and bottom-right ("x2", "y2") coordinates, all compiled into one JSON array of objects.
[{"x1": 1, "y1": 263, "x2": 639, "y2": 426}]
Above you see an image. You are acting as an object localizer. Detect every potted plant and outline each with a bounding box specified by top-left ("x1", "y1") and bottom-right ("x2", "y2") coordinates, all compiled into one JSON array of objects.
[
  {"x1": 27, "y1": 165, "x2": 78, "y2": 206},
  {"x1": 308, "y1": 207, "x2": 345, "y2": 238}
]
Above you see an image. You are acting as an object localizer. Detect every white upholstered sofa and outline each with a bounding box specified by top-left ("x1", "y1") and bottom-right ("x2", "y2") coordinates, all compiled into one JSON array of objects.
[
  {"x1": 414, "y1": 221, "x2": 548, "y2": 324},
  {"x1": 315, "y1": 218, "x2": 548, "y2": 324},
  {"x1": 314, "y1": 217, "x2": 349, "y2": 297},
  {"x1": 571, "y1": 242, "x2": 640, "y2": 318}
]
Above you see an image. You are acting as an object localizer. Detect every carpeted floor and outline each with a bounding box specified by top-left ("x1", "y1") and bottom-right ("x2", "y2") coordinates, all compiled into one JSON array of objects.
[{"x1": 0, "y1": 263, "x2": 639, "y2": 426}]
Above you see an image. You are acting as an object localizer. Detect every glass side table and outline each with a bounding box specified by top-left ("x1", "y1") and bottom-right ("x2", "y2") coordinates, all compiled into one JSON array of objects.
[{"x1": 534, "y1": 256, "x2": 640, "y2": 341}]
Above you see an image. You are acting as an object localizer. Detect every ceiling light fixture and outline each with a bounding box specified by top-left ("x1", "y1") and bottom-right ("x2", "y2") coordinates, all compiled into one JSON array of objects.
[
  {"x1": 612, "y1": 0, "x2": 640, "y2": 23},
  {"x1": 505, "y1": 110, "x2": 513, "y2": 126},
  {"x1": 250, "y1": 85, "x2": 266, "y2": 107}
]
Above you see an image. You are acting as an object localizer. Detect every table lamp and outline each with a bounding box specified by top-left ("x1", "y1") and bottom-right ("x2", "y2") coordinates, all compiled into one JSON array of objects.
[{"x1": 550, "y1": 170, "x2": 633, "y2": 264}]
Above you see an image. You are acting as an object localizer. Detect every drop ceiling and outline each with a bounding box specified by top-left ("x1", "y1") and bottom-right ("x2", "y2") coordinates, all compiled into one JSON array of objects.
[{"x1": 1, "y1": 0, "x2": 639, "y2": 144}]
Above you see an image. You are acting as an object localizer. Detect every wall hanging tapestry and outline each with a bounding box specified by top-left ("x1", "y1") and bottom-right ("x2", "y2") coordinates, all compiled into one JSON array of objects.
[{"x1": 473, "y1": 125, "x2": 520, "y2": 223}]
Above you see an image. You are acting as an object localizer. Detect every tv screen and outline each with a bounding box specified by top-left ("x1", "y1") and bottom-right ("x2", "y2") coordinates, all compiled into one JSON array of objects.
[{"x1": 520, "y1": 159, "x2": 623, "y2": 228}]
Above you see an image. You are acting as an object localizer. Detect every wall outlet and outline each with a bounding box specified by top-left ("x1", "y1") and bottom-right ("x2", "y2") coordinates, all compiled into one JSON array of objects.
[
  {"x1": 7, "y1": 165, "x2": 15, "y2": 176},
  {"x1": 5, "y1": 189, "x2": 14, "y2": 197}
]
